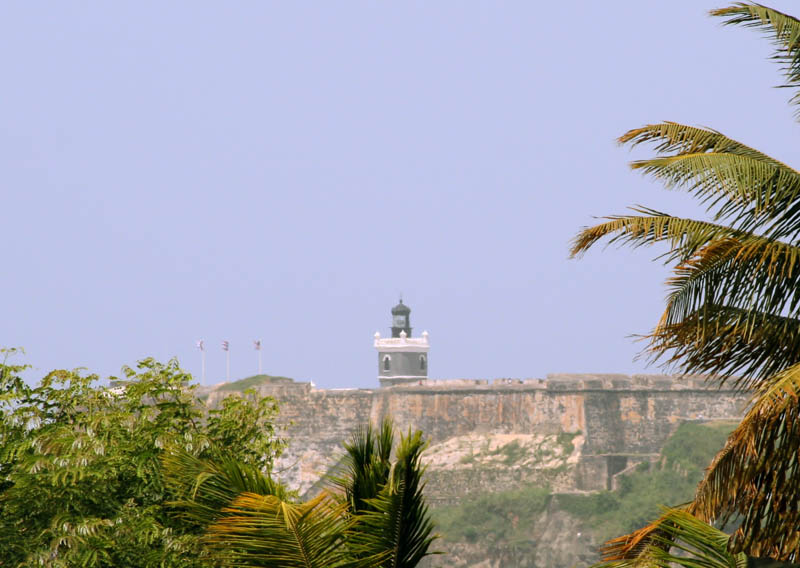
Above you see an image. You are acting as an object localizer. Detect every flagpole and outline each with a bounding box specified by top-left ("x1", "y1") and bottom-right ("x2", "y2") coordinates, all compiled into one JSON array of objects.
[
  {"x1": 222, "y1": 340, "x2": 230, "y2": 382},
  {"x1": 254, "y1": 339, "x2": 262, "y2": 375},
  {"x1": 196, "y1": 340, "x2": 206, "y2": 385}
]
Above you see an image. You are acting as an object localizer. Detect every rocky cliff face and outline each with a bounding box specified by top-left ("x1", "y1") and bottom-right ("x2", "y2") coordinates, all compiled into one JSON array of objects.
[{"x1": 205, "y1": 374, "x2": 748, "y2": 567}]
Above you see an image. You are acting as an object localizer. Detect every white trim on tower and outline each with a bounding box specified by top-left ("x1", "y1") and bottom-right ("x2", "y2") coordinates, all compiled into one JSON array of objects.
[{"x1": 373, "y1": 330, "x2": 430, "y2": 353}]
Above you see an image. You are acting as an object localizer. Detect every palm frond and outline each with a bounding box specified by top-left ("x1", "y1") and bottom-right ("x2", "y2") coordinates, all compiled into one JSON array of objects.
[
  {"x1": 645, "y1": 304, "x2": 800, "y2": 389},
  {"x1": 203, "y1": 492, "x2": 360, "y2": 568},
  {"x1": 350, "y1": 429, "x2": 438, "y2": 568},
  {"x1": 570, "y1": 209, "x2": 747, "y2": 263},
  {"x1": 162, "y1": 448, "x2": 287, "y2": 528},
  {"x1": 690, "y1": 362, "x2": 800, "y2": 562},
  {"x1": 712, "y1": 4, "x2": 800, "y2": 116},
  {"x1": 646, "y1": 509, "x2": 746, "y2": 568},
  {"x1": 660, "y1": 235, "x2": 800, "y2": 326},
  {"x1": 575, "y1": 215, "x2": 800, "y2": 386},
  {"x1": 632, "y1": 153, "x2": 795, "y2": 215},
  {"x1": 596, "y1": 509, "x2": 746, "y2": 568},
  {"x1": 620, "y1": 122, "x2": 789, "y2": 168},
  {"x1": 615, "y1": 233, "x2": 800, "y2": 387},
  {"x1": 598, "y1": 509, "x2": 676, "y2": 564},
  {"x1": 330, "y1": 419, "x2": 393, "y2": 515},
  {"x1": 617, "y1": 122, "x2": 800, "y2": 238}
]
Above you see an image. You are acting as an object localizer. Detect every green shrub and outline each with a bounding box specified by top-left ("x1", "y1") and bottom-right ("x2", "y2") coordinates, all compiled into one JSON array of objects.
[
  {"x1": 661, "y1": 421, "x2": 734, "y2": 472},
  {"x1": 434, "y1": 486, "x2": 551, "y2": 543}
]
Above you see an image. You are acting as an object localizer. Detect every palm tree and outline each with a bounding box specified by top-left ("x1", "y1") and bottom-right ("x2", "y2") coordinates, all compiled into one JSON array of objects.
[
  {"x1": 572, "y1": 4, "x2": 800, "y2": 564},
  {"x1": 163, "y1": 419, "x2": 438, "y2": 567},
  {"x1": 336, "y1": 421, "x2": 438, "y2": 568}
]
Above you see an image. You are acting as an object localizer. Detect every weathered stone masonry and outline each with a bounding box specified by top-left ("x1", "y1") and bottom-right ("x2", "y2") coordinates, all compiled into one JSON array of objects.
[{"x1": 208, "y1": 373, "x2": 749, "y2": 496}]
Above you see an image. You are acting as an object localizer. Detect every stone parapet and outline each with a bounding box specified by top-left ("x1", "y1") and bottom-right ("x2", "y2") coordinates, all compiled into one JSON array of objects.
[{"x1": 368, "y1": 373, "x2": 737, "y2": 394}]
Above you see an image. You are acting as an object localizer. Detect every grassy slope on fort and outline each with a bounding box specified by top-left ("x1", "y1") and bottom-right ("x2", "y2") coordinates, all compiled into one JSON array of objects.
[
  {"x1": 217, "y1": 374, "x2": 295, "y2": 391},
  {"x1": 434, "y1": 421, "x2": 735, "y2": 550}
]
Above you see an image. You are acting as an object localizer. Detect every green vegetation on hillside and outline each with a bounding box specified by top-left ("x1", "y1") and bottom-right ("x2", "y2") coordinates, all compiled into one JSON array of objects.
[
  {"x1": 660, "y1": 420, "x2": 737, "y2": 472},
  {"x1": 488, "y1": 440, "x2": 528, "y2": 466},
  {"x1": 434, "y1": 421, "x2": 733, "y2": 547},
  {"x1": 217, "y1": 373, "x2": 294, "y2": 391},
  {"x1": 571, "y1": 421, "x2": 734, "y2": 540},
  {"x1": 436, "y1": 486, "x2": 551, "y2": 544}
]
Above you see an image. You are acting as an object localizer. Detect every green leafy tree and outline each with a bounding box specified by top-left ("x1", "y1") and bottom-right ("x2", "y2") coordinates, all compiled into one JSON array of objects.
[
  {"x1": 571, "y1": 3, "x2": 800, "y2": 564},
  {"x1": 0, "y1": 351, "x2": 283, "y2": 567}
]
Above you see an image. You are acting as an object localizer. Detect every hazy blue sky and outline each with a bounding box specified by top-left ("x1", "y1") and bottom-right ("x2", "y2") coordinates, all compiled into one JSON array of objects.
[{"x1": 4, "y1": 1, "x2": 800, "y2": 388}]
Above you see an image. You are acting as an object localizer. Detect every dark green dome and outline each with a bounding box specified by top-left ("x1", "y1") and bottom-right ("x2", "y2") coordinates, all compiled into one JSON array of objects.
[{"x1": 391, "y1": 300, "x2": 411, "y2": 315}]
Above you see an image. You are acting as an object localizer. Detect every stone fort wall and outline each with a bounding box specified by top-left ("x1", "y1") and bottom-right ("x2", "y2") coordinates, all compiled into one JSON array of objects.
[{"x1": 208, "y1": 374, "x2": 749, "y2": 496}]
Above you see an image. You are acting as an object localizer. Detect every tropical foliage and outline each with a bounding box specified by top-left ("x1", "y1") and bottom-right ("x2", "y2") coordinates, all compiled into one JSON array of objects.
[
  {"x1": 0, "y1": 351, "x2": 437, "y2": 567},
  {"x1": 594, "y1": 509, "x2": 748, "y2": 568},
  {"x1": 0, "y1": 349, "x2": 283, "y2": 567},
  {"x1": 571, "y1": 3, "x2": 800, "y2": 565},
  {"x1": 164, "y1": 418, "x2": 439, "y2": 567},
  {"x1": 338, "y1": 422, "x2": 438, "y2": 568}
]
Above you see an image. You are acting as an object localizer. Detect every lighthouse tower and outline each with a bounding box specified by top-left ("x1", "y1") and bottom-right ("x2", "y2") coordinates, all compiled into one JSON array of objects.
[{"x1": 374, "y1": 299, "x2": 430, "y2": 387}]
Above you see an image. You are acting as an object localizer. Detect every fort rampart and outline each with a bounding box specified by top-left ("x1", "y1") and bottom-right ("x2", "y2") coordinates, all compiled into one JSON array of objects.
[{"x1": 208, "y1": 374, "x2": 749, "y2": 496}]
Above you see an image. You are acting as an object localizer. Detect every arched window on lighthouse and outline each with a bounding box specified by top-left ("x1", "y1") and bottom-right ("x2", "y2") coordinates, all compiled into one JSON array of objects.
[
  {"x1": 420, "y1": 354, "x2": 427, "y2": 371},
  {"x1": 383, "y1": 355, "x2": 391, "y2": 371}
]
